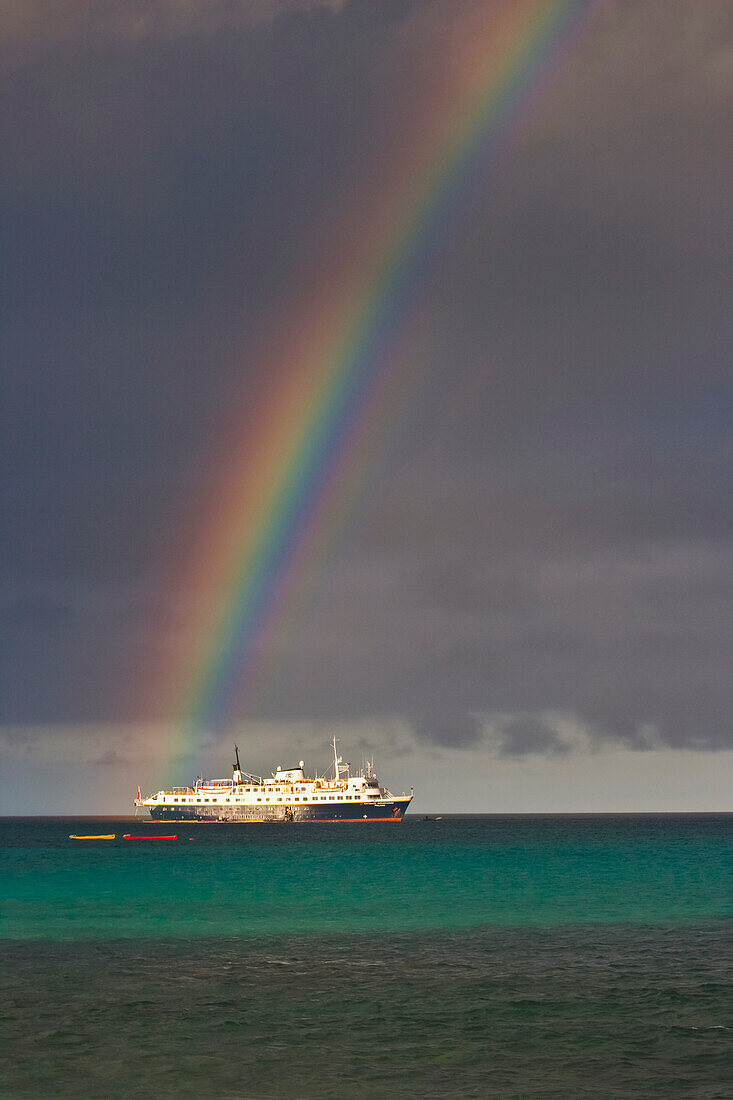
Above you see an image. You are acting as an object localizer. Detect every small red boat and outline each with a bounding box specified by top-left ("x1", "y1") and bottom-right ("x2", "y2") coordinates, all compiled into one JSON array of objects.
[{"x1": 123, "y1": 834, "x2": 177, "y2": 840}]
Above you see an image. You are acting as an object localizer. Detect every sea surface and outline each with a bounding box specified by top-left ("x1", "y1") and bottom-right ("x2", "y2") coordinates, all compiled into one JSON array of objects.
[{"x1": 1, "y1": 814, "x2": 730, "y2": 1098}]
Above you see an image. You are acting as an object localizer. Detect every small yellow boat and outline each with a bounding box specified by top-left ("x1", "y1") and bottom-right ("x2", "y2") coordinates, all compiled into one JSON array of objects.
[{"x1": 69, "y1": 834, "x2": 116, "y2": 840}]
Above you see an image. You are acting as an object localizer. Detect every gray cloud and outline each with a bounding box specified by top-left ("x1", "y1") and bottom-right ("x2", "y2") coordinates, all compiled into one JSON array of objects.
[
  {"x1": 484, "y1": 714, "x2": 575, "y2": 757},
  {"x1": 2, "y1": 0, "x2": 732, "y2": 767},
  {"x1": 1, "y1": 593, "x2": 74, "y2": 629}
]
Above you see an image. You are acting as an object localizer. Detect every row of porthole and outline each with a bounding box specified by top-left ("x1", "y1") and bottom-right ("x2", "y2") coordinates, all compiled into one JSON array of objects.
[
  {"x1": 230, "y1": 787, "x2": 361, "y2": 794},
  {"x1": 225, "y1": 787, "x2": 314, "y2": 794},
  {"x1": 167, "y1": 795, "x2": 365, "y2": 804}
]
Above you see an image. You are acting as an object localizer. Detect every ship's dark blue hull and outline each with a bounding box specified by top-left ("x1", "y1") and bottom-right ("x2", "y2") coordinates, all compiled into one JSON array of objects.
[{"x1": 149, "y1": 798, "x2": 410, "y2": 823}]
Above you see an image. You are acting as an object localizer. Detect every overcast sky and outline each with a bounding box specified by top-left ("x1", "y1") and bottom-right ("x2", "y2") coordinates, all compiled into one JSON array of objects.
[{"x1": 3, "y1": 0, "x2": 732, "y2": 812}]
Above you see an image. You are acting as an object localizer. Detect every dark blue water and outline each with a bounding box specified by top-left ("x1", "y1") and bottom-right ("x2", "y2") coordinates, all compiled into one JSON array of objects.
[{"x1": 1, "y1": 815, "x2": 731, "y2": 1097}]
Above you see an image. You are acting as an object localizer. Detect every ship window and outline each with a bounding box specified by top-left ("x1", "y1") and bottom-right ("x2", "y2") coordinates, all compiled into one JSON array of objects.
[
  {"x1": 294, "y1": 797, "x2": 300, "y2": 801},
  {"x1": 277, "y1": 798, "x2": 282, "y2": 802},
  {"x1": 257, "y1": 798, "x2": 262, "y2": 802},
  {"x1": 329, "y1": 796, "x2": 335, "y2": 800},
  {"x1": 226, "y1": 798, "x2": 230, "y2": 803},
  {"x1": 205, "y1": 798, "x2": 210, "y2": 802}
]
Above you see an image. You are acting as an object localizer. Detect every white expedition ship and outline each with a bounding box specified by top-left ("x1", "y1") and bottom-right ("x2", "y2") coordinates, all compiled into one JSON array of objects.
[{"x1": 134, "y1": 739, "x2": 412, "y2": 823}]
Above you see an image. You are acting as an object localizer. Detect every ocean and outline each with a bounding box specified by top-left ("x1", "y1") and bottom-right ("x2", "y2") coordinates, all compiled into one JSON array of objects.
[{"x1": 1, "y1": 814, "x2": 730, "y2": 1098}]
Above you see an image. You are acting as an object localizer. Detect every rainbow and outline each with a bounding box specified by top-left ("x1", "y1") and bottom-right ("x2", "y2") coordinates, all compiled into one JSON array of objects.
[{"x1": 155, "y1": 0, "x2": 592, "y2": 772}]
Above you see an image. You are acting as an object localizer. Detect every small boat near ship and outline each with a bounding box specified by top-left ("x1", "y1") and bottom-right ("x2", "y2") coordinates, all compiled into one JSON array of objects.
[
  {"x1": 69, "y1": 834, "x2": 116, "y2": 840},
  {"x1": 134, "y1": 739, "x2": 412, "y2": 824},
  {"x1": 123, "y1": 834, "x2": 178, "y2": 840}
]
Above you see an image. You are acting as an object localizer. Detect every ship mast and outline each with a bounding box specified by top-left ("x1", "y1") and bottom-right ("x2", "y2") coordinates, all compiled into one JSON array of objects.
[{"x1": 332, "y1": 736, "x2": 346, "y2": 784}]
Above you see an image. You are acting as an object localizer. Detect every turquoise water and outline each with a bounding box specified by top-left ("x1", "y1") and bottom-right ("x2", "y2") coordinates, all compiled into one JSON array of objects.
[
  {"x1": 2, "y1": 815, "x2": 730, "y2": 939},
  {"x1": 1, "y1": 815, "x2": 731, "y2": 1097}
]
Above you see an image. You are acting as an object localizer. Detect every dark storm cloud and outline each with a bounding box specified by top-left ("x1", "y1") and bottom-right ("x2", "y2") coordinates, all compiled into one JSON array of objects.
[
  {"x1": 2, "y1": 1, "x2": 732, "y2": 757},
  {"x1": 0, "y1": 593, "x2": 74, "y2": 629},
  {"x1": 490, "y1": 715, "x2": 571, "y2": 757},
  {"x1": 3, "y1": 0, "x2": 415, "y2": 591}
]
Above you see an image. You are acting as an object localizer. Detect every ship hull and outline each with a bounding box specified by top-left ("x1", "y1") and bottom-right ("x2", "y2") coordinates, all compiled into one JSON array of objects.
[{"x1": 148, "y1": 798, "x2": 410, "y2": 823}]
